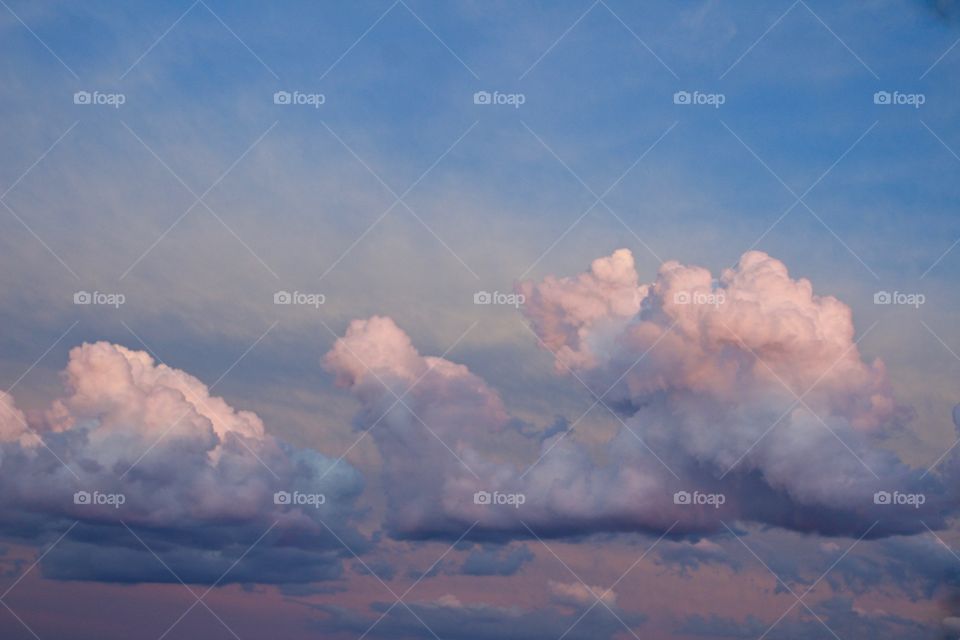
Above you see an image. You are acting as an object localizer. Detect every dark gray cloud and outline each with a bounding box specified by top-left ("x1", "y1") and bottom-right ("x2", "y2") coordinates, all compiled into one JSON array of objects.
[
  {"x1": 352, "y1": 559, "x2": 398, "y2": 582},
  {"x1": 40, "y1": 534, "x2": 348, "y2": 585}
]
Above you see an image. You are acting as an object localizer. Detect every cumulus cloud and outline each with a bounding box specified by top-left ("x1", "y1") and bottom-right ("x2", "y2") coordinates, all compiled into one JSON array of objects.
[
  {"x1": 518, "y1": 248, "x2": 894, "y2": 432},
  {"x1": 516, "y1": 248, "x2": 646, "y2": 371},
  {"x1": 0, "y1": 390, "x2": 35, "y2": 447},
  {"x1": 325, "y1": 250, "x2": 959, "y2": 541},
  {"x1": 518, "y1": 249, "x2": 955, "y2": 533},
  {"x1": 323, "y1": 316, "x2": 515, "y2": 538},
  {"x1": 0, "y1": 342, "x2": 364, "y2": 584}
]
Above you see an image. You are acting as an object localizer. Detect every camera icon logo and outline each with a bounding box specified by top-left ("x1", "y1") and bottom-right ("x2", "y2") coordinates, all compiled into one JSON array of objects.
[
  {"x1": 873, "y1": 490, "x2": 891, "y2": 505},
  {"x1": 473, "y1": 490, "x2": 492, "y2": 505},
  {"x1": 673, "y1": 291, "x2": 690, "y2": 304},
  {"x1": 673, "y1": 490, "x2": 691, "y2": 505},
  {"x1": 873, "y1": 91, "x2": 891, "y2": 105},
  {"x1": 274, "y1": 91, "x2": 292, "y2": 105},
  {"x1": 474, "y1": 291, "x2": 492, "y2": 305},
  {"x1": 673, "y1": 91, "x2": 691, "y2": 105},
  {"x1": 74, "y1": 291, "x2": 92, "y2": 305},
  {"x1": 274, "y1": 491, "x2": 292, "y2": 505},
  {"x1": 873, "y1": 291, "x2": 892, "y2": 305},
  {"x1": 73, "y1": 490, "x2": 91, "y2": 505},
  {"x1": 274, "y1": 291, "x2": 292, "y2": 305},
  {"x1": 73, "y1": 91, "x2": 91, "y2": 105},
  {"x1": 473, "y1": 91, "x2": 491, "y2": 105}
]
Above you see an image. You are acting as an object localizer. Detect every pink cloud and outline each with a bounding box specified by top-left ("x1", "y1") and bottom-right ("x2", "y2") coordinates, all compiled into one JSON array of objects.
[
  {"x1": 0, "y1": 342, "x2": 364, "y2": 584},
  {"x1": 548, "y1": 579, "x2": 617, "y2": 608},
  {"x1": 326, "y1": 250, "x2": 956, "y2": 540}
]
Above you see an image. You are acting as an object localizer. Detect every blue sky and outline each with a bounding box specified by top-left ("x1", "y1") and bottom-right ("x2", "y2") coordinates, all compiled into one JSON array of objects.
[{"x1": 2, "y1": 2, "x2": 960, "y2": 639}]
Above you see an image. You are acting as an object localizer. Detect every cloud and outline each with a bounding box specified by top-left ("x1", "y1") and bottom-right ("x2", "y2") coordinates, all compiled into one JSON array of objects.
[
  {"x1": 352, "y1": 558, "x2": 398, "y2": 582},
  {"x1": 518, "y1": 249, "x2": 957, "y2": 534},
  {"x1": 323, "y1": 315, "x2": 516, "y2": 539},
  {"x1": 676, "y1": 613, "x2": 766, "y2": 638},
  {"x1": 0, "y1": 342, "x2": 365, "y2": 584},
  {"x1": 514, "y1": 248, "x2": 646, "y2": 371},
  {"x1": 325, "y1": 250, "x2": 959, "y2": 541},
  {"x1": 518, "y1": 248, "x2": 894, "y2": 433},
  {"x1": 677, "y1": 597, "x2": 934, "y2": 640},
  {"x1": 822, "y1": 534, "x2": 960, "y2": 600},
  {"x1": 548, "y1": 579, "x2": 617, "y2": 608},
  {"x1": 0, "y1": 390, "x2": 34, "y2": 448},
  {"x1": 656, "y1": 538, "x2": 735, "y2": 575},
  {"x1": 460, "y1": 544, "x2": 534, "y2": 576},
  {"x1": 309, "y1": 595, "x2": 645, "y2": 640}
]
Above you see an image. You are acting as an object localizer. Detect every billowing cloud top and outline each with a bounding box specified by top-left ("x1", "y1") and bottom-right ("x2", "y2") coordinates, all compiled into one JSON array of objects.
[
  {"x1": 519, "y1": 248, "x2": 892, "y2": 432},
  {"x1": 326, "y1": 250, "x2": 957, "y2": 541},
  {"x1": 0, "y1": 390, "x2": 33, "y2": 447},
  {"x1": 516, "y1": 248, "x2": 647, "y2": 371}
]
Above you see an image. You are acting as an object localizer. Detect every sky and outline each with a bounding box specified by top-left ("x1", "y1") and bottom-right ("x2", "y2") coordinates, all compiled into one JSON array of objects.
[{"x1": 1, "y1": 1, "x2": 960, "y2": 638}]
